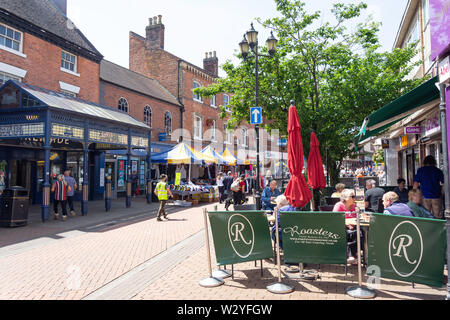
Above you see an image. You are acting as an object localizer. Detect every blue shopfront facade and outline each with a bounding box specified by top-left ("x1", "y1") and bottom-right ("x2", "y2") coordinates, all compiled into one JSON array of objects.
[{"x1": 0, "y1": 80, "x2": 152, "y2": 222}]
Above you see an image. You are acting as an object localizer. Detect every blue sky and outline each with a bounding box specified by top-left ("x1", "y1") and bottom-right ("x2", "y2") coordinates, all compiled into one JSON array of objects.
[{"x1": 68, "y1": 0, "x2": 408, "y2": 76}]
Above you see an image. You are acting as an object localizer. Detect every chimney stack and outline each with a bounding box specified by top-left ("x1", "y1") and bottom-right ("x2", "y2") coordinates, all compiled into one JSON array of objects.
[
  {"x1": 145, "y1": 15, "x2": 165, "y2": 50},
  {"x1": 52, "y1": 0, "x2": 67, "y2": 15},
  {"x1": 203, "y1": 51, "x2": 218, "y2": 77}
]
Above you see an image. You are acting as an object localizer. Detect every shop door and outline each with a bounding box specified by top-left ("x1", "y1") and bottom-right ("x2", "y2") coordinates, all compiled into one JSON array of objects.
[
  {"x1": 10, "y1": 160, "x2": 31, "y2": 191},
  {"x1": 406, "y1": 153, "x2": 415, "y2": 187},
  {"x1": 105, "y1": 160, "x2": 117, "y2": 199}
]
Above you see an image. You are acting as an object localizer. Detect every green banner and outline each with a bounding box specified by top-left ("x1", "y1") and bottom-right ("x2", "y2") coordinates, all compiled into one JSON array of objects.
[
  {"x1": 280, "y1": 212, "x2": 347, "y2": 265},
  {"x1": 368, "y1": 213, "x2": 446, "y2": 287},
  {"x1": 208, "y1": 211, "x2": 273, "y2": 266}
]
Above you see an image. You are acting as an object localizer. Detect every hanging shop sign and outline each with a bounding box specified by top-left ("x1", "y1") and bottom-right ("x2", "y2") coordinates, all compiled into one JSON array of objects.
[
  {"x1": 158, "y1": 132, "x2": 167, "y2": 142},
  {"x1": 381, "y1": 139, "x2": 390, "y2": 149},
  {"x1": 424, "y1": 112, "x2": 441, "y2": 137},
  {"x1": 400, "y1": 135, "x2": 408, "y2": 148},
  {"x1": 404, "y1": 127, "x2": 422, "y2": 135},
  {"x1": 439, "y1": 56, "x2": 450, "y2": 84}
]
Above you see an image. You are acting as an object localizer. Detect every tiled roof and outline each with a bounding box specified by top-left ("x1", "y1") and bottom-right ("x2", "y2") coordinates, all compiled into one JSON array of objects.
[
  {"x1": 100, "y1": 60, "x2": 181, "y2": 107},
  {"x1": 0, "y1": 0, "x2": 102, "y2": 58}
]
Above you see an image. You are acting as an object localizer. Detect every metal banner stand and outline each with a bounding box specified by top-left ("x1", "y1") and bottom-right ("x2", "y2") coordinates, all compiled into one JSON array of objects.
[
  {"x1": 345, "y1": 209, "x2": 376, "y2": 299},
  {"x1": 267, "y1": 209, "x2": 294, "y2": 294},
  {"x1": 199, "y1": 209, "x2": 224, "y2": 287},
  {"x1": 210, "y1": 205, "x2": 232, "y2": 279}
]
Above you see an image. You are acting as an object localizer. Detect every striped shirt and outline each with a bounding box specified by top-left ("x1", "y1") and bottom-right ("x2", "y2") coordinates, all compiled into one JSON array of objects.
[{"x1": 54, "y1": 180, "x2": 67, "y2": 201}]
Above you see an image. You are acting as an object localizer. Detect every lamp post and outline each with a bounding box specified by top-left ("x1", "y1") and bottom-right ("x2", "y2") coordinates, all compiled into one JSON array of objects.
[{"x1": 239, "y1": 23, "x2": 278, "y2": 209}]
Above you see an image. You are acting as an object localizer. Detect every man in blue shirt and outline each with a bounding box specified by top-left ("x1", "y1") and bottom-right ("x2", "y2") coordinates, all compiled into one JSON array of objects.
[
  {"x1": 261, "y1": 180, "x2": 282, "y2": 211},
  {"x1": 382, "y1": 192, "x2": 414, "y2": 217},
  {"x1": 413, "y1": 156, "x2": 444, "y2": 219}
]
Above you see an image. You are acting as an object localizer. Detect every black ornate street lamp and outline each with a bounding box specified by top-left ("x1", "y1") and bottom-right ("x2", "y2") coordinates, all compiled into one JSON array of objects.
[{"x1": 239, "y1": 23, "x2": 278, "y2": 209}]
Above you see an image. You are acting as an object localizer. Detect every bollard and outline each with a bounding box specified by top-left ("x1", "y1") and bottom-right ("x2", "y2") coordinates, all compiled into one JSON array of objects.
[{"x1": 105, "y1": 176, "x2": 112, "y2": 212}]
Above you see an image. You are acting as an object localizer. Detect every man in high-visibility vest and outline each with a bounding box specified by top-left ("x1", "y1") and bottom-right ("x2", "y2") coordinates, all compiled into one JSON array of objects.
[{"x1": 154, "y1": 174, "x2": 173, "y2": 221}]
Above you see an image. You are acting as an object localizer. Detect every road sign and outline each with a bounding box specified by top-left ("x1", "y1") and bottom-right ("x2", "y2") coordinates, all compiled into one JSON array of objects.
[{"x1": 250, "y1": 107, "x2": 262, "y2": 125}]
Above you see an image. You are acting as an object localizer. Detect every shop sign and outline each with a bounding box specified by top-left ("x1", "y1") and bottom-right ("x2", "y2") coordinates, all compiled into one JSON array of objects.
[
  {"x1": 89, "y1": 129, "x2": 127, "y2": 145},
  {"x1": 0, "y1": 123, "x2": 44, "y2": 138},
  {"x1": 401, "y1": 135, "x2": 408, "y2": 148},
  {"x1": 439, "y1": 56, "x2": 450, "y2": 84},
  {"x1": 404, "y1": 127, "x2": 422, "y2": 135},
  {"x1": 382, "y1": 139, "x2": 390, "y2": 149},
  {"x1": 158, "y1": 132, "x2": 167, "y2": 142},
  {"x1": 424, "y1": 112, "x2": 441, "y2": 137}
]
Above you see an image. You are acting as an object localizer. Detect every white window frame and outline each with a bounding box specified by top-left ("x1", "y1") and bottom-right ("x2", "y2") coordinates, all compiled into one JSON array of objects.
[
  {"x1": 422, "y1": 0, "x2": 430, "y2": 28},
  {"x1": 0, "y1": 71, "x2": 21, "y2": 86},
  {"x1": 60, "y1": 50, "x2": 80, "y2": 77},
  {"x1": 224, "y1": 122, "x2": 232, "y2": 144},
  {"x1": 118, "y1": 97, "x2": 129, "y2": 113},
  {"x1": 59, "y1": 81, "x2": 80, "y2": 95},
  {"x1": 0, "y1": 23, "x2": 26, "y2": 58},
  {"x1": 223, "y1": 94, "x2": 231, "y2": 112},
  {"x1": 210, "y1": 95, "x2": 217, "y2": 108},
  {"x1": 194, "y1": 115, "x2": 203, "y2": 140},
  {"x1": 144, "y1": 105, "x2": 152, "y2": 127},
  {"x1": 164, "y1": 111, "x2": 172, "y2": 135},
  {"x1": 211, "y1": 120, "x2": 217, "y2": 142},
  {"x1": 241, "y1": 128, "x2": 248, "y2": 147},
  {"x1": 193, "y1": 81, "x2": 203, "y2": 103}
]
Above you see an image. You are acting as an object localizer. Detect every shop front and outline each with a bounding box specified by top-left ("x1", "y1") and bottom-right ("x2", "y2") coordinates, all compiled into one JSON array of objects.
[{"x1": 0, "y1": 80, "x2": 151, "y2": 222}]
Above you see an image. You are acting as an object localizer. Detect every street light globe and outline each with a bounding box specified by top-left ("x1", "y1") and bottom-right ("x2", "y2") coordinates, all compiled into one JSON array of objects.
[
  {"x1": 246, "y1": 23, "x2": 258, "y2": 49},
  {"x1": 239, "y1": 35, "x2": 250, "y2": 59},
  {"x1": 266, "y1": 31, "x2": 278, "y2": 56}
]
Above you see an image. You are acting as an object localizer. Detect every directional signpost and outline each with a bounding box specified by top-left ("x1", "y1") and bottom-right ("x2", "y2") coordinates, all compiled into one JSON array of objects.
[{"x1": 251, "y1": 107, "x2": 262, "y2": 125}]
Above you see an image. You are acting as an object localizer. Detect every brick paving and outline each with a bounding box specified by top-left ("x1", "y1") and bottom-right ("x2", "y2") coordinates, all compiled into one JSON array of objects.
[
  {"x1": 0, "y1": 197, "x2": 447, "y2": 300},
  {"x1": 0, "y1": 198, "x2": 217, "y2": 300},
  {"x1": 133, "y1": 239, "x2": 448, "y2": 300}
]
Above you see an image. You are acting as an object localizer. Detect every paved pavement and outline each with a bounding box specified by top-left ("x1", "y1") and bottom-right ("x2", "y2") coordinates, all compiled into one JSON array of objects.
[{"x1": 0, "y1": 197, "x2": 447, "y2": 300}]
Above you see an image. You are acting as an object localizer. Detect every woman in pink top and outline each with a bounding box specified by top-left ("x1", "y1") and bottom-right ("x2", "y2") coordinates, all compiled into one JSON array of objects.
[
  {"x1": 332, "y1": 189, "x2": 357, "y2": 219},
  {"x1": 332, "y1": 189, "x2": 360, "y2": 264}
]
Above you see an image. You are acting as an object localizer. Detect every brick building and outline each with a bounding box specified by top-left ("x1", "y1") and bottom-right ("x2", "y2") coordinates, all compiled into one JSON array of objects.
[
  {"x1": 129, "y1": 16, "x2": 256, "y2": 159},
  {"x1": 0, "y1": 0, "x2": 102, "y2": 101}
]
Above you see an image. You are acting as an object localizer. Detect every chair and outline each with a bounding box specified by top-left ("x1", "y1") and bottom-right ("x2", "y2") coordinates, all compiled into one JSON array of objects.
[
  {"x1": 325, "y1": 197, "x2": 340, "y2": 206},
  {"x1": 234, "y1": 204, "x2": 257, "y2": 211},
  {"x1": 319, "y1": 205, "x2": 335, "y2": 212}
]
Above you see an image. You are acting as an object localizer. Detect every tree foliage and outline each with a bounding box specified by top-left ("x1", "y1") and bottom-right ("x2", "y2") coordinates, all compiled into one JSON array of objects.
[{"x1": 194, "y1": 0, "x2": 423, "y2": 184}]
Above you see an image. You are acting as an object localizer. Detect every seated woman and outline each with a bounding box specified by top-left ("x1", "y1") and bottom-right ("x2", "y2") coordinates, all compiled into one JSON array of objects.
[
  {"x1": 332, "y1": 189, "x2": 361, "y2": 265},
  {"x1": 407, "y1": 189, "x2": 434, "y2": 219},
  {"x1": 271, "y1": 195, "x2": 297, "y2": 249},
  {"x1": 331, "y1": 183, "x2": 346, "y2": 199}
]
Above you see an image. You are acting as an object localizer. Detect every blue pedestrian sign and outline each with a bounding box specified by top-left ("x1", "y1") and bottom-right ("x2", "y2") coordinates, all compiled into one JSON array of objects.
[{"x1": 250, "y1": 107, "x2": 262, "y2": 125}]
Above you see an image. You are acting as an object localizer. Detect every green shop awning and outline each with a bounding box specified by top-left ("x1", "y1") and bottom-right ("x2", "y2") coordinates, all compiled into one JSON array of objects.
[{"x1": 356, "y1": 76, "x2": 439, "y2": 143}]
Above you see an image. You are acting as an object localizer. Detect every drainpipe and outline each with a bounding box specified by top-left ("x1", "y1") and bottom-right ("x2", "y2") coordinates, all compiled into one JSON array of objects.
[{"x1": 178, "y1": 59, "x2": 185, "y2": 143}]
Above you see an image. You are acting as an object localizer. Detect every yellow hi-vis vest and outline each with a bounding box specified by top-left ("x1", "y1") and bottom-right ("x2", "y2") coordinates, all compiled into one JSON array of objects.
[{"x1": 156, "y1": 181, "x2": 168, "y2": 200}]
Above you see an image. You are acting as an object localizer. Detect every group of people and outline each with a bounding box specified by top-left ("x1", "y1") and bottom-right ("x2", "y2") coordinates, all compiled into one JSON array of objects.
[
  {"x1": 340, "y1": 166, "x2": 387, "y2": 186},
  {"x1": 216, "y1": 172, "x2": 248, "y2": 210},
  {"x1": 51, "y1": 170, "x2": 77, "y2": 221}
]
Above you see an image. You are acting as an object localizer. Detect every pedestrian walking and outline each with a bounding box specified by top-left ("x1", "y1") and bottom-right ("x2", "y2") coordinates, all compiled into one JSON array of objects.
[
  {"x1": 154, "y1": 174, "x2": 173, "y2": 221},
  {"x1": 131, "y1": 171, "x2": 138, "y2": 198},
  {"x1": 64, "y1": 170, "x2": 77, "y2": 217},
  {"x1": 232, "y1": 174, "x2": 246, "y2": 208},
  {"x1": 413, "y1": 155, "x2": 445, "y2": 219},
  {"x1": 216, "y1": 172, "x2": 225, "y2": 204},
  {"x1": 51, "y1": 174, "x2": 71, "y2": 221}
]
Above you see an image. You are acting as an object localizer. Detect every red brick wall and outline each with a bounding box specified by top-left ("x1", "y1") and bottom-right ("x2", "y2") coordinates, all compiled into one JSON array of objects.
[
  {"x1": 0, "y1": 30, "x2": 100, "y2": 103},
  {"x1": 100, "y1": 81, "x2": 180, "y2": 143}
]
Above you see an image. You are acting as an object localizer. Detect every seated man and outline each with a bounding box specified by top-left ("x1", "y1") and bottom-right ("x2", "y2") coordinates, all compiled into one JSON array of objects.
[
  {"x1": 261, "y1": 180, "x2": 282, "y2": 211},
  {"x1": 407, "y1": 189, "x2": 434, "y2": 219},
  {"x1": 364, "y1": 179, "x2": 385, "y2": 212},
  {"x1": 382, "y1": 192, "x2": 414, "y2": 217},
  {"x1": 393, "y1": 178, "x2": 409, "y2": 203}
]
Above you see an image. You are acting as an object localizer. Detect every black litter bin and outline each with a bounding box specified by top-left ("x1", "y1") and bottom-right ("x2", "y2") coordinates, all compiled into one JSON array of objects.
[{"x1": 0, "y1": 187, "x2": 30, "y2": 227}]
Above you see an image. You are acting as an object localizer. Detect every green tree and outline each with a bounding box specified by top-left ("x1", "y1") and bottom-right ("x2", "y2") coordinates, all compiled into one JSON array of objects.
[{"x1": 195, "y1": 0, "x2": 423, "y2": 185}]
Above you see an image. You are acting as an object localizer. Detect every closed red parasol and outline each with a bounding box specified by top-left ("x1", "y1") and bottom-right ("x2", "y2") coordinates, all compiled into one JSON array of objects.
[
  {"x1": 284, "y1": 102, "x2": 312, "y2": 208},
  {"x1": 307, "y1": 132, "x2": 326, "y2": 190}
]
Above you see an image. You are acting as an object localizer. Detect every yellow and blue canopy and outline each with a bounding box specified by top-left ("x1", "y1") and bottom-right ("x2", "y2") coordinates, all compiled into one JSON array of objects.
[
  {"x1": 201, "y1": 145, "x2": 227, "y2": 164},
  {"x1": 152, "y1": 143, "x2": 204, "y2": 164}
]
